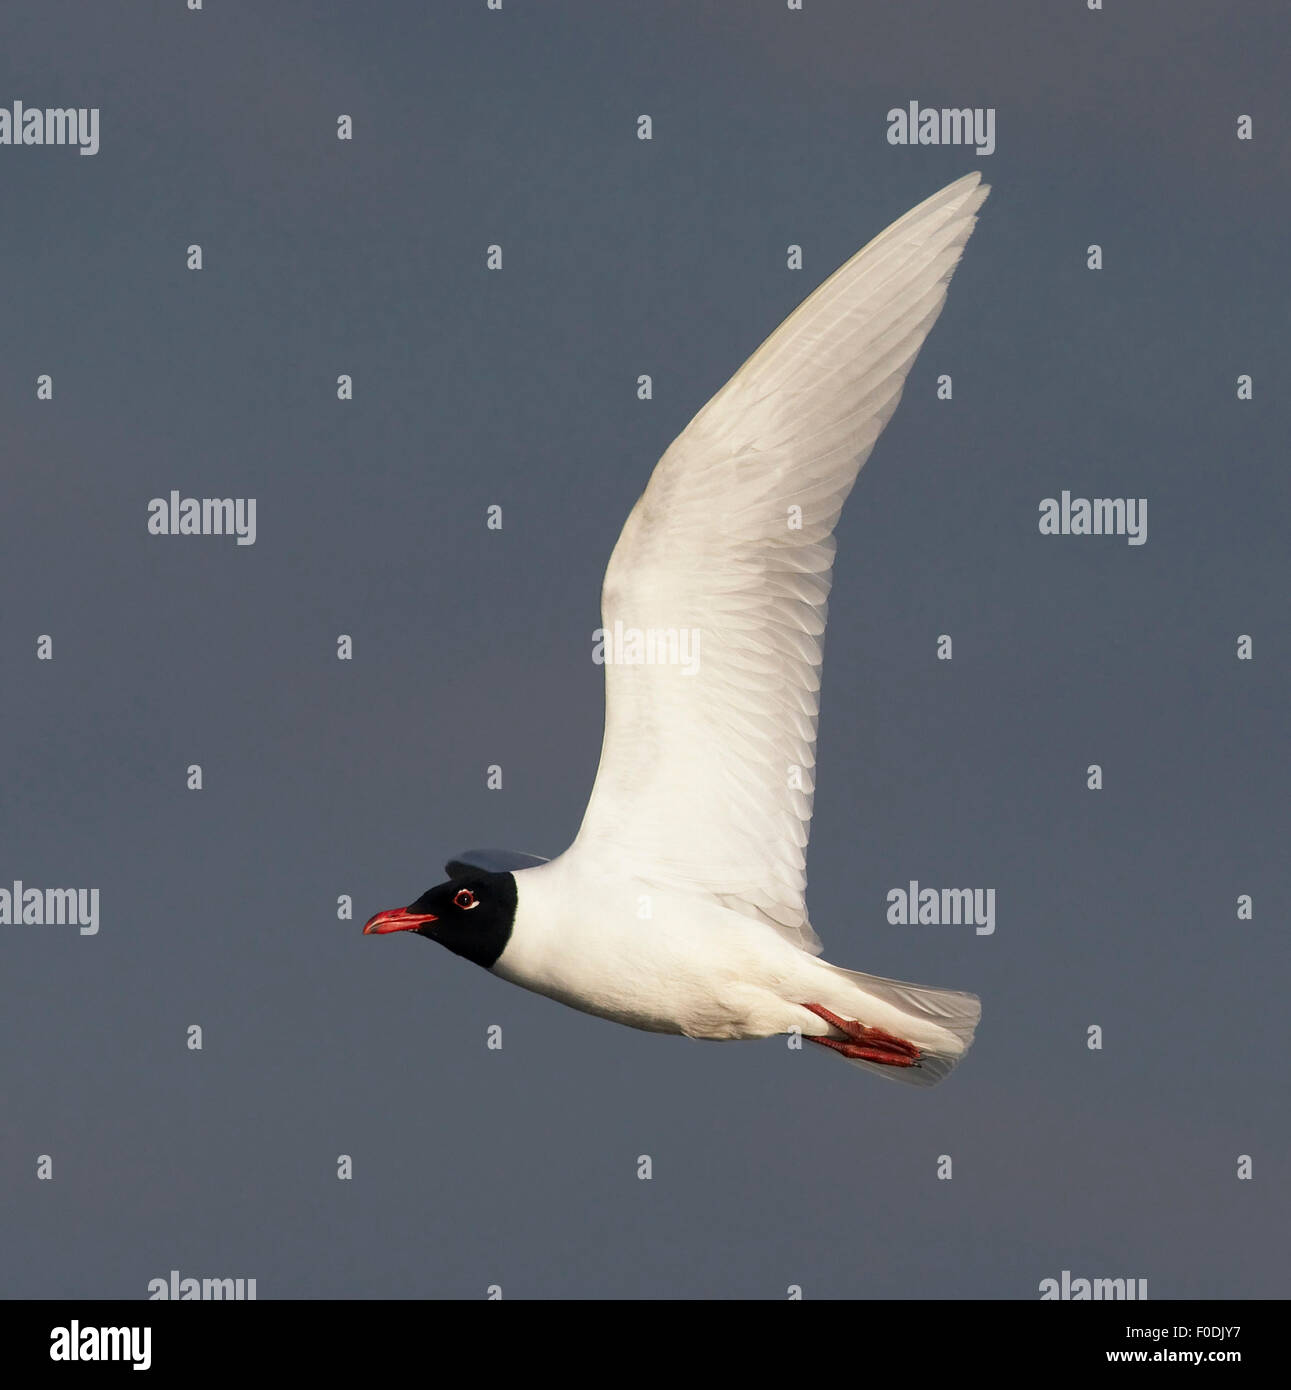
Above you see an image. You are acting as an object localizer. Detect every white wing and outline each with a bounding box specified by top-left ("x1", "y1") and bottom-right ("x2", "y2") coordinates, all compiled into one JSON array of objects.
[{"x1": 572, "y1": 173, "x2": 989, "y2": 953}]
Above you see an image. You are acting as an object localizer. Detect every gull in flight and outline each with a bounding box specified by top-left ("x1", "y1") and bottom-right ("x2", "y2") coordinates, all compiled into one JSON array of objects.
[{"x1": 366, "y1": 173, "x2": 989, "y2": 1085}]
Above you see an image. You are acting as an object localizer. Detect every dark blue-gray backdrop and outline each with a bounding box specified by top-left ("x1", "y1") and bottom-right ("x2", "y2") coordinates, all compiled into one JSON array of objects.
[{"x1": 2, "y1": 0, "x2": 1287, "y2": 1299}]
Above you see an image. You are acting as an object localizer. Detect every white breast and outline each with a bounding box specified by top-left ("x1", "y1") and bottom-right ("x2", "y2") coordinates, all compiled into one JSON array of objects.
[{"x1": 493, "y1": 860, "x2": 820, "y2": 1040}]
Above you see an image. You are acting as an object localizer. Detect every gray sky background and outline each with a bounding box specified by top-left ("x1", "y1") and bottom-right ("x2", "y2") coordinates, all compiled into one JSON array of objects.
[{"x1": 2, "y1": 0, "x2": 1287, "y2": 1298}]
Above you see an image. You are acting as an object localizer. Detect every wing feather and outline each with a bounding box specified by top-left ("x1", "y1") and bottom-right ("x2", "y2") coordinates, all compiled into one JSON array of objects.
[{"x1": 572, "y1": 174, "x2": 989, "y2": 952}]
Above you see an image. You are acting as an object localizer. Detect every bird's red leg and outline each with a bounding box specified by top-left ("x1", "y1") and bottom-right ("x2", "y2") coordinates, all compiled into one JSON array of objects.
[{"x1": 800, "y1": 1002, "x2": 922, "y2": 1067}]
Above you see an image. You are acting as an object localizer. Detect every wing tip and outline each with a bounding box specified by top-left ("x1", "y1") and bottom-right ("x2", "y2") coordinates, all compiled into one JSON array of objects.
[{"x1": 910, "y1": 170, "x2": 991, "y2": 234}]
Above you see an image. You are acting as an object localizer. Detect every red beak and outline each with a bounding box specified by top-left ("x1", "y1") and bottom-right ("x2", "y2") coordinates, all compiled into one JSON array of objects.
[{"x1": 363, "y1": 908, "x2": 438, "y2": 936}]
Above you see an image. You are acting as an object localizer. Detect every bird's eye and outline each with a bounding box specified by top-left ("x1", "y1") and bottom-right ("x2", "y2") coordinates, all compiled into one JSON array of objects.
[{"x1": 454, "y1": 889, "x2": 478, "y2": 910}]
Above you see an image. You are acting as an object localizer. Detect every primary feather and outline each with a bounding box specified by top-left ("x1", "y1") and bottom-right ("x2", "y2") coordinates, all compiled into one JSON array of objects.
[{"x1": 573, "y1": 173, "x2": 990, "y2": 953}]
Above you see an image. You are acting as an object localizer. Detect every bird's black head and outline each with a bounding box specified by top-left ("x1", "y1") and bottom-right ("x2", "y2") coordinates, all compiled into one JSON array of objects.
[{"x1": 363, "y1": 870, "x2": 517, "y2": 969}]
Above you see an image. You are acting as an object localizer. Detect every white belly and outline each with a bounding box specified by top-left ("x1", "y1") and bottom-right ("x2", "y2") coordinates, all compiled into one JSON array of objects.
[{"x1": 493, "y1": 866, "x2": 819, "y2": 1040}]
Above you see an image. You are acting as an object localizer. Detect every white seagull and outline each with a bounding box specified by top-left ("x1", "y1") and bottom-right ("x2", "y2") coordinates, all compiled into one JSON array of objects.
[{"x1": 367, "y1": 173, "x2": 989, "y2": 1085}]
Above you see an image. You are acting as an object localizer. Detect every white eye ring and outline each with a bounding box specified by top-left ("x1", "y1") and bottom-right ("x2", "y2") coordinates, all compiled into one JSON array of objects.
[{"x1": 454, "y1": 889, "x2": 479, "y2": 910}]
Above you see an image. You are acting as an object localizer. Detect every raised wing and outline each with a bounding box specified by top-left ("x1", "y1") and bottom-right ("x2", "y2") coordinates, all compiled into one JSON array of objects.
[{"x1": 571, "y1": 173, "x2": 989, "y2": 953}]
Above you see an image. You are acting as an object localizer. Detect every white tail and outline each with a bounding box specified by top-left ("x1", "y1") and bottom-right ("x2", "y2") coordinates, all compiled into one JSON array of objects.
[{"x1": 818, "y1": 961, "x2": 981, "y2": 1088}]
